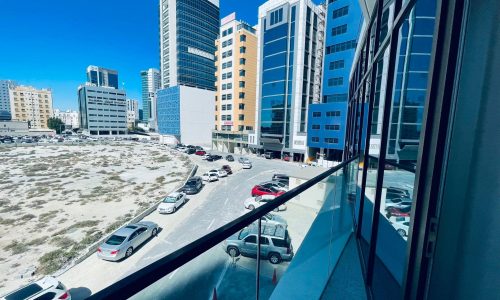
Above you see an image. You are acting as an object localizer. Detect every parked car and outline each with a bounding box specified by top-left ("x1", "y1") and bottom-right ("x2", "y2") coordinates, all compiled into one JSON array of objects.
[
  {"x1": 283, "y1": 154, "x2": 290, "y2": 161},
  {"x1": 264, "y1": 151, "x2": 274, "y2": 159},
  {"x1": 226, "y1": 155, "x2": 234, "y2": 161},
  {"x1": 182, "y1": 176, "x2": 203, "y2": 194},
  {"x1": 261, "y1": 212, "x2": 288, "y2": 226},
  {"x1": 238, "y1": 157, "x2": 250, "y2": 163},
  {"x1": 244, "y1": 195, "x2": 287, "y2": 212},
  {"x1": 195, "y1": 150, "x2": 206, "y2": 156},
  {"x1": 385, "y1": 206, "x2": 411, "y2": 218},
  {"x1": 97, "y1": 222, "x2": 158, "y2": 261},
  {"x1": 392, "y1": 221, "x2": 410, "y2": 237},
  {"x1": 385, "y1": 187, "x2": 411, "y2": 200},
  {"x1": 177, "y1": 146, "x2": 187, "y2": 152},
  {"x1": 209, "y1": 169, "x2": 227, "y2": 178},
  {"x1": 195, "y1": 146, "x2": 204, "y2": 150},
  {"x1": 242, "y1": 161, "x2": 252, "y2": 169},
  {"x1": 185, "y1": 148, "x2": 196, "y2": 154},
  {"x1": 212, "y1": 154, "x2": 222, "y2": 161},
  {"x1": 201, "y1": 172, "x2": 218, "y2": 182},
  {"x1": 259, "y1": 181, "x2": 288, "y2": 192},
  {"x1": 251, "y1": 185, "x2": 285, "y2": 197},
  {"x1": 1, "y1": 276, "x2": 71, "y2": 300},
  {"x1": 223, "y1": 226, "x2": 293, "y2": 264},
  {"x1": 272, "y1": 174, "x2": 289, "y2": 185},
  {"x1": 157, "y1": 192, "x2": 186, "y2": 214},
  {"x1": 221, "y1": 165, "x2": 232, "y2": 174},
  {"x1": 385, "y1": 198, "x2": 412, "y2": 210},
  {"x1": 202, "y1": 153, "x2": 211, "y2": 160}
]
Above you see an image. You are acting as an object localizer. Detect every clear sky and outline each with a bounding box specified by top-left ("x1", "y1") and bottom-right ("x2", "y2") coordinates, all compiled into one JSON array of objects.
[{"x1": 0, "y1": 0, "x2": 307, "y2": 110}]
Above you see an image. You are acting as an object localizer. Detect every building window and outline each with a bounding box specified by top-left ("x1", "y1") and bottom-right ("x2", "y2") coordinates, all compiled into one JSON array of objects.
[
  {"x1": 227, "y1": 72, "x2": 232, "y2": 79},
  {"x1": 222, "y1": 73, "x2": 227, "y2": 79},
  {"x1": 332, "y1": 6, "x2": 349, "y2": 19},
  {"x1": 331, "y1": 24, "x2": 348, "y2": 36},
  {"x1": 238, "y1": 125, "x2": 244, "y2": 131},
  {"x1": 325, "y1": 124, "x2": 340, "y2": 130},
  {"x1": 239, "y1": 92, "x2": 245, "y2": 99},
  {"x1": 226, "y1": 115, "x2": 232, "y2": 121},
  {"x1": 222, "y1": 94, "x2": 227, "y2": 100},
  {"x1": 240, "y1": 58, "x2": 246, "y2": 65},
  {"x1": 227, "y1": 104, "x2": 232, "y2": 110},
  {"x1": 228, "y1": 28, "x2": 233, "y2": 35},
  {"x1": 222, "y1": 84, "x2": 227, "y2": 90},
  {"x1": 326, "y1": 40, "x2": 357, "y2": 54},
  {"x1": 227, "y1": 94, "x2": 233, "y2": 100},
  {"x1": 270, "y1": 8, "x2": 284, "y2": 26},
  {"x1": 312, "y1": 137, "x2": 319, "y2": 142},
  {"x1": 329, "y1": 60, "x2": 345, "y2": 70},
  {"x1": 240, "y1": 46, "x2": 246, "y2": 53},
  {"x1": 312, "y1": 124, "x2": 320, "y2": 130},
  {"x1": 245, "y1": 126, "x2": 253, "y2": 130},
  {"x1": 239, "y1": 103, "x2": 245, "y2": 110},
  {"x1": 239, "y1": 70, "x2": 246, "y2": 76},
  {"x1": 326, "y1": 110, "x2": 341, "y2": 117},
  {"x1": 239, "y1": 114, "x2": 245, "y2": 121},
  {"x1": 325, "y1": 138, "x2": 339, "y2": 144},
  {"x1": 227, "y1": 83, "x2": 232, "y2": 89},
  {"x1": 324, "y1": 94, "x2": 348, "y2": 102},
  {"x1": 222, "y1": 104, "x2": 226, "y2": 110},
  {"x1": 240, "y1": 34, "x2": 246, "y2": 42},
  {"x1": 328, "y1": 77, "x2": 344, "y2": 86},
  {"x1": 313, "y1": 112, "x2": 321, "y2": 117},
  {"x1": 239, "y1": 81, "x2": 245, "y2": 88}
]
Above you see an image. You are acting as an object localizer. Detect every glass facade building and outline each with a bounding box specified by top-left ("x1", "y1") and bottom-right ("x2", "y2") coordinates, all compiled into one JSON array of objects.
[
  {"x1": 86, "y1": 66, "x2": 119, "y2": 89},
  {"x1": 307, "y1": 0, "x2": 362, "y2": 162},
  {"x1": 253, "y1": 0, "x2": 325, "y2": 161},
  {"x1": 159, "y1": 0, "x2": 219, "y2": 90},
  {"x1": 140, "y1": 68, "x2": 161, "y2": 124}
]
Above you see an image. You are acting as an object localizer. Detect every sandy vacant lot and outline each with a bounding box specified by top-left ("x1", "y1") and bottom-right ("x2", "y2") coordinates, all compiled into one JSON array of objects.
[{"x1": 0, "y1": 142, "x2": 192, "y2": 293}]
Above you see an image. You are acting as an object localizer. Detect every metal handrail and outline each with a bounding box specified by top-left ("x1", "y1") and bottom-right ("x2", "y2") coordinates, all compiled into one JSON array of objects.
[{"x1": 88, "y1": 155, "x2": 359, "y2": 299}]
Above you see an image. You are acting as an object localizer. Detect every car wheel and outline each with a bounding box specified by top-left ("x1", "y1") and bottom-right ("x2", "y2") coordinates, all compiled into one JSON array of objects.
[
  {"x1": 397, "y1": 229, "x2": 406, "y2": 237},
  {"x1": 227, "y1": 246, "x2": 240, "y2": 257},
  {"x1": 248, "y1": 205, "x2": 255, "y2": 210},
  {"x1": 273, "y1": 207, "x2": 279, "y2": 212},
  {"x1": 152, "y1": 228, "x2": 158, "y2": 237},
  {"x1": 269, "y1": 253, "x2": 281, "y2": 264},
  {"x1": 172, "y1": 207, "x2": 176, "y2": 213},
  {"x1": 126, "y1": 247, "x2": 133, "y2": 258}
]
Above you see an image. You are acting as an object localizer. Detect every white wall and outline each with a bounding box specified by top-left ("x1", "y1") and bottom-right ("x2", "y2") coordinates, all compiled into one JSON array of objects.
[{"x1": 179, "y1": 86, "x2": 215, "y2": 146}]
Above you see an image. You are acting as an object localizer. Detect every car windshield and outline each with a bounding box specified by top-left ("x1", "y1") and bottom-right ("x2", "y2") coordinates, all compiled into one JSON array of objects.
[
  {"x1": 185, "y1": 180, "x2": 197, "y2": 186},
  {"x1": 106, "y1": 235, "x2": 127, "y2": 245},
  {"x1": 163, "y1": 197, "x2": 176, "y2": 203},
  {"x1": 5, "y1": 283, "x2": 42, "y2": 300}
]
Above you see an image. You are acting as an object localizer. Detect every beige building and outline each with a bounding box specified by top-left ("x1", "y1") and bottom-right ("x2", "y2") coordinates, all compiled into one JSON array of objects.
[
  {"x1": 9, "y1": 86, "x2": 53, "y2": 129},
  {"x1": 213, "y1": 13, "x2": 257, "y2": 153}
]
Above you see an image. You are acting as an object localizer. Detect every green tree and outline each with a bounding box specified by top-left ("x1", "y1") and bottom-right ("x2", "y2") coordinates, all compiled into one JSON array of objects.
[{"x1": 47, "y1": 117, "x2": 65, "y2": 134}]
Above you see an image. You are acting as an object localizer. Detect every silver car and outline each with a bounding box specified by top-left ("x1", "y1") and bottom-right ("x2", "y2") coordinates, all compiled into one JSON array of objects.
[
  {"x1": 97, "y1": 221, "x2": 158, "y2": 261},
  {"x1": 223, "y1": 226, "x2": 293, "y2": 264}
]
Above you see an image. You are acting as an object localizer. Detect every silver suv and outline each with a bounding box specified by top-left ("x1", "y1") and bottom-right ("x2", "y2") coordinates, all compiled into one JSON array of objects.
[{"x1": 223, "y1": 225, "x2": 293, "y2": 264}]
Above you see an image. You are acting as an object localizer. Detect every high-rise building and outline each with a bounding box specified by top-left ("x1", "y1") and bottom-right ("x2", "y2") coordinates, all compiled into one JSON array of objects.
[
  {"x1": 307, "y1": 0, "x2": 363, "y2": 162},
  {"x1": 127, "y1": 98, "x2": 139, "y2": 127},
  {"x1": 212, "y1": 13, "x2": 258, "y2": 153},
  {"x1": 249, "y1": 0, "x2": 326, "y2": 162},
  {"x1": 0, "y1": 80, "x2": 16, "y2": 115},
  {"x1": 159, "y1": 0, "x2": 219, "y2": 90},
  {"x1": 86, "y1": 65, "x2": 119, "y2": 89},
  {"x1": 157, "y1": 0, "x2": 220, "y2": 145},
  {"x1": 140, "y1": 68, "x2": 161, "y2": 126},
  {"x1": 53, "y1": 109, "x2": 79, "y2": 128},
  {"x1": 78, "y1": 83, "x2": 127, "y2": 135},
  {"x1": 9, "y1": 85, "x2": 53, "y2": 129}
]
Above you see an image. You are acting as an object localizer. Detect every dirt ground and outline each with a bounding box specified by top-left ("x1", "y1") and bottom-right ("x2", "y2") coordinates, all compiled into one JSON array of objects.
[{"x1": 0, "y1": 142, "x2": 192, "y2": 293}]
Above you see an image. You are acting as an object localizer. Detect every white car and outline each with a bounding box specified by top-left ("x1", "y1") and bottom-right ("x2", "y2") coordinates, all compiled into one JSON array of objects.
[
  {"x1": 202, "y1": 172, "x2": 218, "y2": 182},
  {"x1": 244, "y1": 195, "x2": 287, "y2": 212},
  {"x1": 392, "y1": 221, "x2": 410, "y2": 237},
  {"x1": 157, "y1": 192, "x2": 186, "y2": 214},
  {"x1": 202, "y1": 153, "x2": 211, "y2": 160},
  {"x1": 242, "y1": 161, "x2": 252, "y2": 169},
  {"x1": 1, "y1": 276, "x2": 71, "y2": 300},
  {"x1": 260, "y1": 181, "x2": 288, "y2": 192},
  {"x1": 209, "y1": 169, "x2": 227, "y2": 178},
  {"x1": 177, "y1": 146, "x2": 187, "y2": 152}
]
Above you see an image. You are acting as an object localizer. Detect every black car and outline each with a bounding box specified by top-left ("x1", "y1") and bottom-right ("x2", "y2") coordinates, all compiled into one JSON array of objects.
[
  {"x1": 272, "y1": 174, "x2": 289, "y2": 185},
  {"x1": 186, "y1": 148, "x2": 196, "y2": 154},
  {"x1": 182, "y1": 176, "x2": 203, "y2": 194},
  {"x1": 386, "y1": 187, "x2": 410, "y2": 200},
  {"x1": 195, "y1": 146, "x2": 204, "y2": 150},
  {"x1": 222, "y1": 165, "x2": 233, "y2": 174},
  {"x1": 226, "y1": 155, "x2": 234, "y2": 161},
  {"x1": 212, "y1": 155, "x2": 222, "y2": 161}
]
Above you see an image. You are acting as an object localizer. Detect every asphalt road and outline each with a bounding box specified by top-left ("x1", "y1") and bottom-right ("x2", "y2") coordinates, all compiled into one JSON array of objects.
[{"x1": 61, "y1": 152, "x2": 305, "y2": 299}]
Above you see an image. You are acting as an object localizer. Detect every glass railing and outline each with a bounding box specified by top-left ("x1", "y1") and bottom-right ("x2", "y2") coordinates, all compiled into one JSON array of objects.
[{"x1": 87, "y1": 156, "x2": 360, "y2": 299}]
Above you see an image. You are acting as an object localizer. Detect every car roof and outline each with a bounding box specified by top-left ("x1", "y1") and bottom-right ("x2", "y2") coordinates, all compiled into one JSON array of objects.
[
  {"x1": 4, "y1": 276, "x2": 59, "y2": 300},
  {"x1": 167, "y1": 192, "x2": 181, "y2": 197}
]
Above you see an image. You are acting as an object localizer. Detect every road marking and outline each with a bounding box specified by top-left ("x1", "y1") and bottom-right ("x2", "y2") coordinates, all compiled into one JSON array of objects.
[
  {"x1": 224, "y1": 197, "x2": 229, "y2": 205},
  {"x1": 210, "y1": 259, "x2": 231, "y2": 300},
  {"x1": 207, "y1": 219, "x2": 215, "y2": 231},
  {"x1": 168, "y1": 269, "x2": 178, "y2": 279}
]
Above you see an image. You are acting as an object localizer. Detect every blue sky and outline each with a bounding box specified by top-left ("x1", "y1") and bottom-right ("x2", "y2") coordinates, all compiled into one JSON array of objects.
[{"x1": 0, "y1": 0, "x2": 271, "y2": 110}]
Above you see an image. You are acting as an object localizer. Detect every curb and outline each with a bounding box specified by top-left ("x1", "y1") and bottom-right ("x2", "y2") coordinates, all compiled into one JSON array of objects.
[{"x1": 53, "y1": 163, "x2": 198, "y2": 278}]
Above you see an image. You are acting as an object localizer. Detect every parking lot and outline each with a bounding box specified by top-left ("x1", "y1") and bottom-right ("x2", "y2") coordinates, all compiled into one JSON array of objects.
[{"x1": 54, "y1": 149, "x2": 317, "y2": 299}]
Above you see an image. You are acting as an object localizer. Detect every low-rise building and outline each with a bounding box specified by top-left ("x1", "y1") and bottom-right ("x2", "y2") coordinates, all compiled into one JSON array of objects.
[{"x1": 53, "y1": 109, "x2": 79, "y2": 128}]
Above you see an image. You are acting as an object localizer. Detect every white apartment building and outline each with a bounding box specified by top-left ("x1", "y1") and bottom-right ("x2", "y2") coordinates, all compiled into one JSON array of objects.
[
  {"x1": 9, "y1": 85, "x2": 53, "y2": 129},
  {"x1": 53, "y1": 109, "x2": 79, "y2": 128},
  {"x1": 127, "y1": 98, "x2": 139, "y2": 127}
]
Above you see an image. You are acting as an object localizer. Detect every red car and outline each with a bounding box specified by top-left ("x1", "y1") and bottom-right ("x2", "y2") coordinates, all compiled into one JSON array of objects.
[
  {"x1": 385, "y1": 206, "x2": 411, "y2": 218},
  {"x1": 195, "y1": 150, "x2": 206, "y2": 156},
  {"x1": 251, "y1": 185, "x2": 285, "y2": 197}
]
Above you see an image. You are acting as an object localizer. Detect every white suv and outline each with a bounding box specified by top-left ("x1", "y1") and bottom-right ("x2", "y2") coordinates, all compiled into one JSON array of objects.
[{"x1": 1, "y1": 276, "x2": 71, "y2": 300}]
